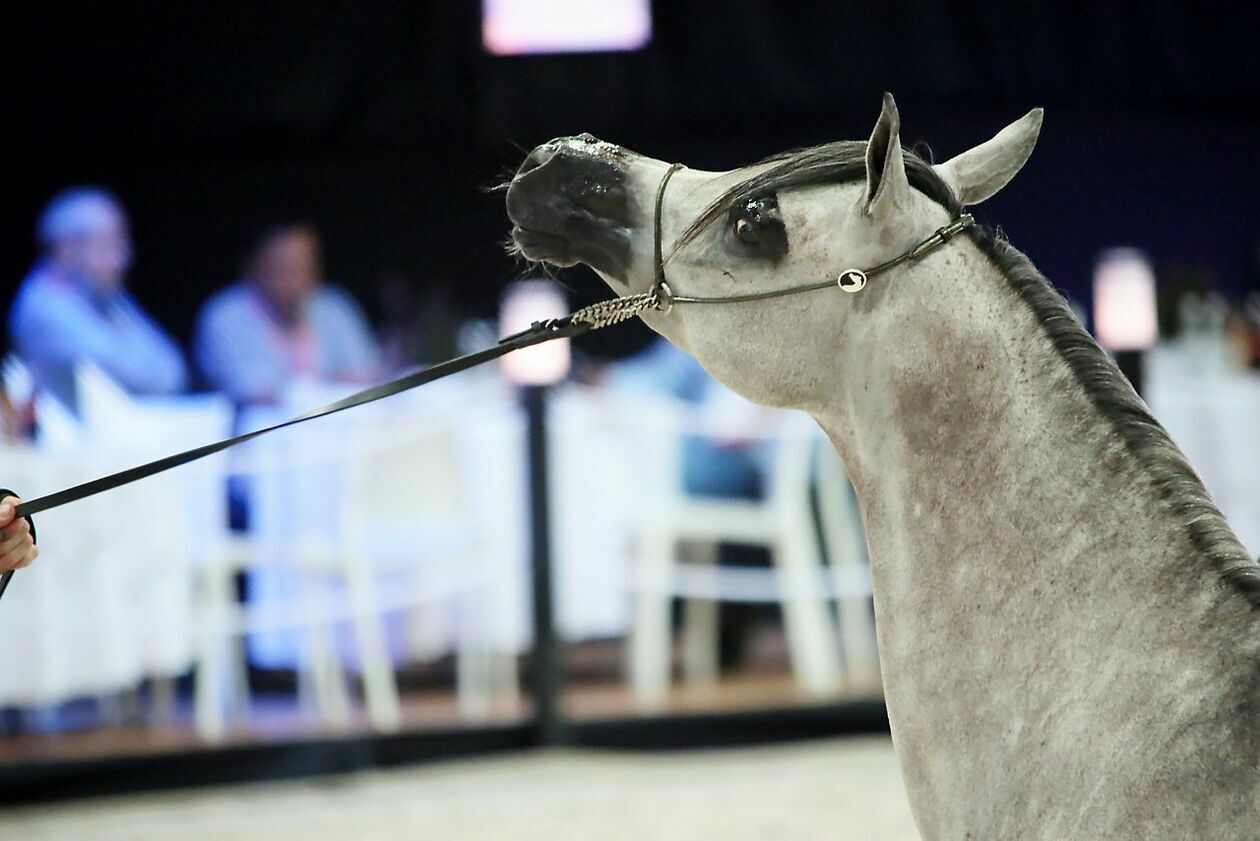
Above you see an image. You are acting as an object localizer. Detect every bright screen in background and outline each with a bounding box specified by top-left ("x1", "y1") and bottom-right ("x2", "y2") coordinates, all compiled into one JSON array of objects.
[
  {"x1": 1093, "y1": 248, "x2": 1159, "y2": 351},
  {"x1": 483, "y1": 0, "x2": 652, "y2": 55}
]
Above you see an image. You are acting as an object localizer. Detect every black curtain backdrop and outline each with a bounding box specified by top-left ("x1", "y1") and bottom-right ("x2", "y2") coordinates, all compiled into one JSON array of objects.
[{"x1": 5, "y1": 1, "x2": 1259, "y2": 360}]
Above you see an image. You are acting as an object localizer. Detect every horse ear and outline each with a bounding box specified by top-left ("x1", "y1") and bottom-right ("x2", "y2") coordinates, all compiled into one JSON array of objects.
[
  {"x1": 864, "y1": 92, "x2": 911, "y2": 218},
  {"x1": 934, "y1": 108, "x2": 1044, "y2": 206}
]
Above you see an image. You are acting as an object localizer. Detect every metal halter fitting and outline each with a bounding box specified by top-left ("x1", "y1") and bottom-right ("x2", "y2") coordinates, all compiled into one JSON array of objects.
[{"x1": 643, "y1": 162, "x2": 975, "y2": 316}]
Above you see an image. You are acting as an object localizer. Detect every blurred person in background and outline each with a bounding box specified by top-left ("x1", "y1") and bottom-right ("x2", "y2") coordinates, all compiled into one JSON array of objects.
[
  {"x1": 8, "y1": 187, "x2": 189, "y2": 412},
  {"x1": 195, "y1": 223, "x2": 381, "y2": 405},
  {"x1": 374, "y1": 268, "x2": 459, "y2": 371}
]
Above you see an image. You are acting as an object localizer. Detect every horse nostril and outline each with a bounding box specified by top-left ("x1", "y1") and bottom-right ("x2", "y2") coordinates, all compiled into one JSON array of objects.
[{"x1": 516, "y1": 146, "x2": 557, "y2": 179}]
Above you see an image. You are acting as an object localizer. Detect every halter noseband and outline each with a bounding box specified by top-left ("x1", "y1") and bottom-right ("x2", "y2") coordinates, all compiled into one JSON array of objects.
[{"x1": 647, "y1": 162, "x2": 975, "y2": 315}]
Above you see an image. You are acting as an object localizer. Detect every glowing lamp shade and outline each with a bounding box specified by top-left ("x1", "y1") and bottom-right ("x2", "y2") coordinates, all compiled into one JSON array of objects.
[
  {"x1": 500, "y1": 280, "x2": 571, "y2": 386},
  {"x1": 482, "y1": 0, "x2": 652, "y2": 56},
  {"x1": 1093, "y1": 248, "x2": 1158, "y2": 351}
]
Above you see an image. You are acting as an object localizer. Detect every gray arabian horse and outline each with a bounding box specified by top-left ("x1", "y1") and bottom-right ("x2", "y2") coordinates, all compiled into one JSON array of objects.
[{"x1": 505, "y1": 94, "x2": 1259, "y2": 838}]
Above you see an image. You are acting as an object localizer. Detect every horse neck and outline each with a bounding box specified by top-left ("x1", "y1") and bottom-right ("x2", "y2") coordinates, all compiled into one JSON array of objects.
[{"x1": 812, "y1": 237, "x2": 1255, "y2": 695}]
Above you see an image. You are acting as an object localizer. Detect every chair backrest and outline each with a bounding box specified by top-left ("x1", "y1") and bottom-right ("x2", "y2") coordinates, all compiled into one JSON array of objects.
[
  {"x1": 581, "y1": 390, "x2": 689, "y2": 515},
  {"x1": 247, "y1": 413, "x2": 353, "y2": 559},
  {"x1": 75, "y1": 362, "x2": 235, "y2": 564},
  {"x1": 4, "y1": 355, "x2": 81, "y2": 451},
  {"x1": 762, "y1": 410, "x2": 822, "y2": 511},
  {"x1": 76, "y1": 362, "x2": 233, "y2": 453},
  {"x1": 342, "y1": 406, "x2": 469, "y2": 535}
]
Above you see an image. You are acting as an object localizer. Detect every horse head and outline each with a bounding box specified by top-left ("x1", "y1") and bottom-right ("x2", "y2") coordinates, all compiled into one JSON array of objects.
[{"x1": 506, "y1": 94, "x2": 1041, "y2": 410}]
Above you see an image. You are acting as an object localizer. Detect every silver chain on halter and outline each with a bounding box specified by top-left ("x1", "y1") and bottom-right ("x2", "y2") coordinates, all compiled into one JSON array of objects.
[{"x1": 568, "y1": 292, "x2": 660, "y2": 329}]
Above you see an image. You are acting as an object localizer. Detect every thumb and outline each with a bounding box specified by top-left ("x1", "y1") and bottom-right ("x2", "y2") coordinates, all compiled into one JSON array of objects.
[{"x1": 0, "y1": 497, "x2": 18, "y2": 528}]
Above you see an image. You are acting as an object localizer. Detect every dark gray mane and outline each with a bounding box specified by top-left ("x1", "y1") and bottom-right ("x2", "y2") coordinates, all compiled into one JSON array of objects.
[
  {"x1": 671, "y1": 140, "x2": 960, "y2": 255},
  {"x1": 678, "y1": 141, "x2": 1260, "y2": 608},
  {"x1": 982, "y1": 234, "x2": 1260, "y2": 608}
]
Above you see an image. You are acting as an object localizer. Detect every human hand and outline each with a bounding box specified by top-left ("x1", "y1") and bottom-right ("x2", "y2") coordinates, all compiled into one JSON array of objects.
[{"x1": 0, "y1": 497, "x2": 37, "y2": 573}]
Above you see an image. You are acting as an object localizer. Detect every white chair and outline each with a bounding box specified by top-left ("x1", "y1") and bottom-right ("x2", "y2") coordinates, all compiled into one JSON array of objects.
[
  {"x1": 618, "y1": 400, "x2": 863, "y2": 707},
  {"x1": 342, "y1": 408, "x2": 519, "y2": 720},
  {"x1": 195, "y1": 398, "x2": 517, "y2": 740},
  {"x1": 816, "y1": 443, "x2": 880, "y2": 690},
  {"x1": 75, "y1": 364, "x2": 238, "y2": 723}
]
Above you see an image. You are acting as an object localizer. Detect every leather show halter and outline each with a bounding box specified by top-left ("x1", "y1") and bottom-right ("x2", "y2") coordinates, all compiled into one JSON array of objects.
[
  {"x1": 0, "y1": 162, "x2": 975, "y2": 606},
  {"x1": 647, "y1": 162, "x2": 975, "y2": 309}
]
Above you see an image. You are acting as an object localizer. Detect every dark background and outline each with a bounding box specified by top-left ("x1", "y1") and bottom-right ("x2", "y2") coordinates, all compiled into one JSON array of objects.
[{"x1": 5, "y1": 1, "x2": 1259, "y2": 360}]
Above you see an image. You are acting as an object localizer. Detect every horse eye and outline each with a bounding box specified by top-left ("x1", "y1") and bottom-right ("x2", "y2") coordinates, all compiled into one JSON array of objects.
[{"x1": 733, "y1": 217, "x2": 758, "y2": 244}]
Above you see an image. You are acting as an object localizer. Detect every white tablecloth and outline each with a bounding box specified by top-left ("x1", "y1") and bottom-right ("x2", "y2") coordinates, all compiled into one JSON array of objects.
[{"x1": 0, "y1": 447, "x2": 204, "y2": 706}]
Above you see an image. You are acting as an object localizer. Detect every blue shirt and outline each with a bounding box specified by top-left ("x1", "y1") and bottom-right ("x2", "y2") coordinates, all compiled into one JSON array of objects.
[
  {"x1": 195, "y1": 281, "x2": 381, "y2": 404},
  {"x1": 8, "y1": 264, "x2": 189, "y2": 411}
]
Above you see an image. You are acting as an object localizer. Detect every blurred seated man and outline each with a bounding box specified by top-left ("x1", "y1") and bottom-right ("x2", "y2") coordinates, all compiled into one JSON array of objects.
[
  {"x1": 8, "y1": 187, "x2": 189, "y2": 412},
  {"x1": 195, "y1": 224, "x2": 381, "y2": 405}
]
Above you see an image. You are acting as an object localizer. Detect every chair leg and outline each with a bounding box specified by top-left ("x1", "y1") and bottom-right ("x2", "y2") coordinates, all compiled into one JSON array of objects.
[
  {"x1": 455, "y1": 590, "x2": 494, "y2": 721},
  {"x1": 311, "y1": 623, "x2": 352, "y2": 728},
  {"x1": 194, "y1": 644, "x2": 225, "y2": 741},
  {"x1": 194, "y1": 569, "x2": 230, "y2": 742},
  {"x1": 835, "y1": 574, "x2": 880, "y2": 691},
  {"x1": 298, "y1": 568, "x2": 352, "y2": 729},
  {"x1": 456, "y1": 634, "x2": 492, "y2": 721},
  {"x1": 346, "y1": 556, "x2": 402, "y2": 733},
  {"x1": 491, "y1": 649, "x2": 522, "y2": 710},
  {"x1": 229, "y1": 632, "x2": 252, "y2": 717},
  {"x1": 681, "y1": 542, "x2": 720, "y2": 688},
  {"x1": 818, "y1": 465, "x2": 880, "y2": 690},
  {"x1": 775, "y1": 526, "x2": 842, "y2": 697},
  {"x1": 629, "y1": 527, "x2": 675, "y2": 709}
]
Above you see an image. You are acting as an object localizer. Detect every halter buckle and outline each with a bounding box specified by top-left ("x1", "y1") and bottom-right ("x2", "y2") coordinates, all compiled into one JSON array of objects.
[
  {"x1": 837, "y1": 269, "x2": 867, "y2": 294},
  {"x1": 652, "y1": 281, "x2": 676, "y2": 314}
]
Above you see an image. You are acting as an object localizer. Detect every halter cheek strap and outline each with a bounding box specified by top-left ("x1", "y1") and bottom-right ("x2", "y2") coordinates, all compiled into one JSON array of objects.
[{"x1": 652, "y1": 162, "x2": 686, "y2": 306}]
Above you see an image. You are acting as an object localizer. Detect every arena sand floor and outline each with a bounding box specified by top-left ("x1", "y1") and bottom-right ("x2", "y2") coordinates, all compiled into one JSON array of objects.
[{"x1": 0, "y1": 736, "x2": 918, "y2": 840}]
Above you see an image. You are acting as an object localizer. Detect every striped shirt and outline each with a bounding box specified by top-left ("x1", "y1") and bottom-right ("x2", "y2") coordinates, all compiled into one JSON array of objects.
[{"x1": 194, "y1": 281, "x2": 381, "y2": 404}]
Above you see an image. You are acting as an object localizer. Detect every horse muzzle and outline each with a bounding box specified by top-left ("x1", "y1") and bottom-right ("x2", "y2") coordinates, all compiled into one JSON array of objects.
[{"x1": 506, "y1": 135, "x2": 634, "y2": 278}]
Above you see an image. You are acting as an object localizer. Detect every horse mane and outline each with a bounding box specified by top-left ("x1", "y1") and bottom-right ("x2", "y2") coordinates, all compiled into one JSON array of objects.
[
  {"x1": 678, "y1": 140, "x2": 1260, "y2": 608},
  {"x1": 977, "y1": 233, "x2": 1260, "y2": 609}
]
